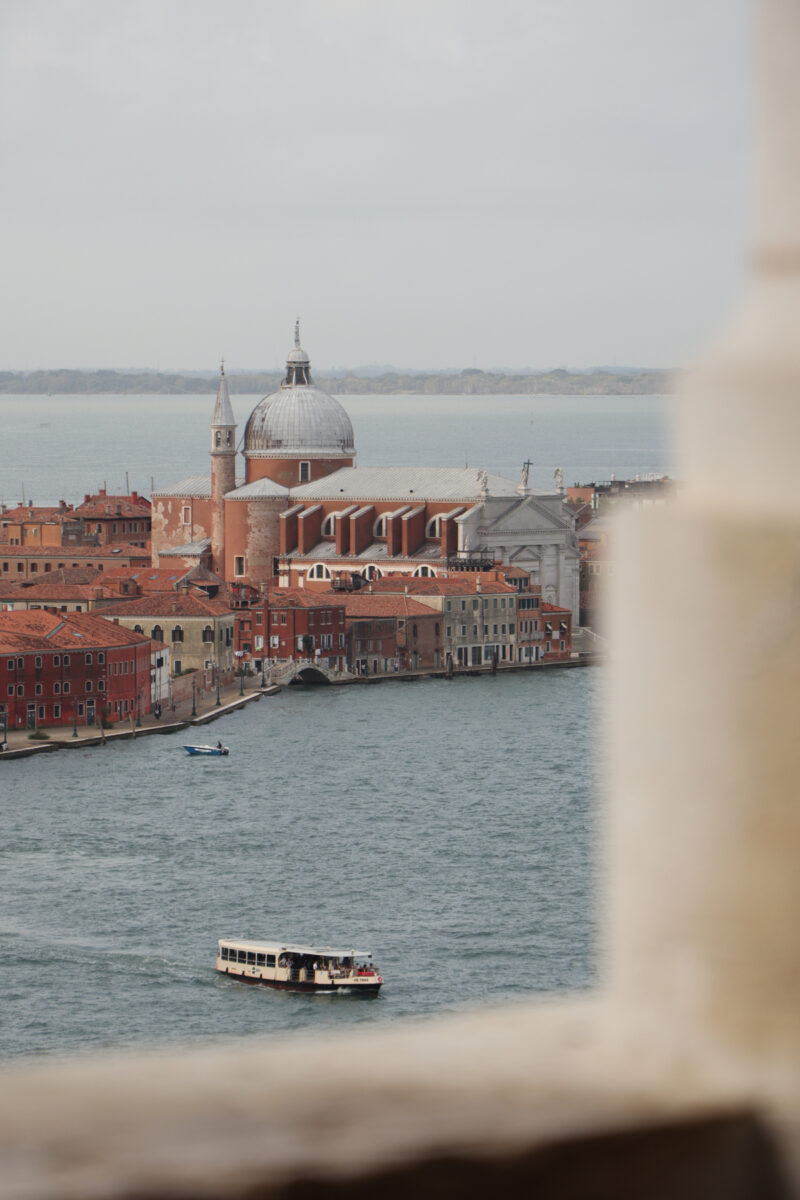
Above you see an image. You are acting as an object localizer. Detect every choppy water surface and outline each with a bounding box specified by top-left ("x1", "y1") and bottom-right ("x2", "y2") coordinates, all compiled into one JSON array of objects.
[{"x1": 1, "y1": 668, "x2": 599, "y2": 1058}]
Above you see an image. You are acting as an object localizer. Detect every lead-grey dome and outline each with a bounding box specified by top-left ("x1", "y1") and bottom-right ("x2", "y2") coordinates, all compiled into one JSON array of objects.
[{"x1": 244, "y1": 323, "x2": 355, "y2": 458}]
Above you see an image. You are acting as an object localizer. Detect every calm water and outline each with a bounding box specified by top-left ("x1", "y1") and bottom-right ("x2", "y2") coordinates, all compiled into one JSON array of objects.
[
  {"x1": 0, "y1": 392, "x2": 669, "y2": 1059},
  {"x1": 0, "y1": 391, "x2": 674, "y2": 505},
  {"x1": 2, "y1": 671, "x2": 599, "y2": 1058}
]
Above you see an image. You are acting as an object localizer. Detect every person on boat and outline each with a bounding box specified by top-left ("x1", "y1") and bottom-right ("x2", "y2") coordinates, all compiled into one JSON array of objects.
[{"x1": 216, "y1": 741, "x2": 222, "y2": 749}]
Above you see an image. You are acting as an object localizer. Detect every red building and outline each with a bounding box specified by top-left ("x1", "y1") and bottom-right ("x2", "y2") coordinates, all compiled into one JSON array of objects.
[
  {"x1": 234, "y1": 590, "x2": 347, "y2": 673},
  {"x1": 330, "y1": 593, "x2": 442, "y2": 675},
  {"x1": 0, "y1": 610, "x2": 153, "y2": 731}
]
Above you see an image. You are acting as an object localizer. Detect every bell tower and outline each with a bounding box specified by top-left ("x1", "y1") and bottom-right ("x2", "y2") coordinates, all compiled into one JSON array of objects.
[{"x1": 210, "y1": 360, "x2": 237, "y2": 577}]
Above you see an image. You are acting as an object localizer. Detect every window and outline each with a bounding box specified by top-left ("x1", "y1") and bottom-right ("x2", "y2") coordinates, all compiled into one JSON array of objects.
[
  {"x1": 321, "y1": 514, "x2": 335, "y2": 537},
  {"x1": 266, "y1": 954, "x2": 276, "y2": 967},
  {"x1": 17, "y1": 657, "x2": 23, "y2": 669},
  {"x1": 425, "y1": 515, "x2": 442, "y2": 538},
  {"x1": 85, "y1": 653, "x2": 92, "y2": 666},
  {"x1": 133, "y1": 625, "x2": 143, "y2": 634},
  {"x1": 151, "y1": 626, "x2": 163, "y2": 642},
  {"x1": 35, "y1": 656, "x2": 42, "y2": 668},
  {"x1": 234, "y1": 557, "x2": 245, "y2": 577},
  {"x1": 53, "y1": 704, "x2": 60, "y2": 719},
  {"x1": 98, "y1": 653, "x2": 105, "y2": 665},
  {"x1": 53, "y1": 655, "x2": 60, "y2": 667},
  {"x1": 16, "y1": 685, "x2": 23, "y2": 696},
  {"x1": 172, "y1": 626, "x2": 184, "y2": 643},
  {"x1": 174, "y1": 660, "x2": 182, "y2": 674},
  {"x1": 202, "y1": 626, "x2": 213, "y2": 643},
  {"x1": 6, "y1": 686, "x2": 13, "y2": 697},
  {"x1": 181, "y1": 506, "x2": 191, "y2": 524},
  {"x1": 35, "y1": 683, "x2": 42, "y2": 696},
  {"x1": 85, "y1": 681, "x2": 92, "y2": 692},
  {"x1": 460, "y1": 625, "x2": 466, "y2": 636},
  {"x1": 63, "y1": 682, "x2": 70, "y2": 694},
  {"x1": 256, "y1": 953, "x2": 266, "y2": 966},
  {"x1": 77, "y1": 702, "x2": 84, "y2": 716},
  {"x1": 54, "y1": 682, "x2": 61, "y2": 694},
  {"x1": 299, "y1": 461, "x2": 310, "y2": 482},
  {"x1": 98, "y1": 680, "x2": 105, "y2": 692},
  {"x1": 412, "y1": 565, "x2": 436, "y2": 578},
  {"x1": 37, "y1": 705, "x2": 45, "y2": 720},
  {"x1": 306, "y1": 563, "x2": 331, "y2": 581},
  {"x1": 361, "y1": 565, "x2": 382, "y2": 582},
  {"x1": 5, "y1": 660, "x2": 12, "y2": 671},
  {"x1": 373, "y1": 514, "x2": 387, "y2": 538},
  {"x1": 237, "y1": 950, "x2": 247, "y2": 964}
]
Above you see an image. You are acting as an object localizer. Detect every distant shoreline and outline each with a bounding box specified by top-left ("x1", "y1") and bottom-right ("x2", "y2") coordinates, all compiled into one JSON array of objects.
[{"x1": 0, "y1": 367, "x2": 674, "y2": 397}]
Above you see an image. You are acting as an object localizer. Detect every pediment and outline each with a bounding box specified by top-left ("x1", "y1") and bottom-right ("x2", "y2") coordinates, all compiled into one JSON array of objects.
[{"x1": 481, "y1": 494, "x2": 571, "y2": 534}]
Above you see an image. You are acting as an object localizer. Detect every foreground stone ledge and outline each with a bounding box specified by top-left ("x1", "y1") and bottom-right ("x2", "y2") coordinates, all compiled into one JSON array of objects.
[{"x1": 0, "y1": 997, "x2": 789, "y2": 1199}]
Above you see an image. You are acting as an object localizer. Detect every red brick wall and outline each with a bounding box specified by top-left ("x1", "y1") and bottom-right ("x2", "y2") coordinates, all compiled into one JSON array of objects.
[
  {"x1": 350, "y1": 506, "x2": 375, "y2": 556},
  {"x1": 297, "y1": 506, "x2": 323, "y2": 555},
  {"x1": 401, "y1": 507, "x2": 426, "y2": 557},
  {"x1": 245, "y1": 455, "x2": 354, "y2": 488}
]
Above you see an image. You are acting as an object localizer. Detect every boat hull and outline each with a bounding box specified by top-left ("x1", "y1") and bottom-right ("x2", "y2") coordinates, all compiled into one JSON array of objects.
[{"x1": 218, "y1": 969, "x2": 381, "y2": 995}]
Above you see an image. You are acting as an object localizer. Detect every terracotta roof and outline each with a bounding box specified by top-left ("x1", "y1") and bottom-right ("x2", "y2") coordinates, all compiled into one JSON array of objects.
[
  {"x1": 0, "y1": 609, "x2": 152, "y2": 651},
  {"x1": 0, "y1": 504, "x2": 72, "y2": 522},
  {"x1": 101, "y1": 566, "x2": 191, "y2": 591},
  {"x1": 267, "y1": 590, "x2": 345, "y2": 611},
  {"x1": 0, "y1": 544, "x2": 149, "y2": 559},
  {"x1": 0, "y1": 581, "x2": 119, "y2": 601},
  {"x1": 328, "y1": 594, "x2": 438, "y2": 619},
  {"x1": 98, "y1": 591, "x2": 231, "y2": 618},
  {"x1": 72, "y1": 498, "x2": 151, "y2": 519},
  {"x1": 368, "y1": 575, "x2": 516, "y2": 596},
  {"x1": 541, "y1": 602, "x2": 571, "y2": 615}
]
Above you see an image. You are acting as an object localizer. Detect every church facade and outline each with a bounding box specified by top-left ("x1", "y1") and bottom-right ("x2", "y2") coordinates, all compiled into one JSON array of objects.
[{"x1": 151, "y1": 326, "x2": 580, "y2": 617}]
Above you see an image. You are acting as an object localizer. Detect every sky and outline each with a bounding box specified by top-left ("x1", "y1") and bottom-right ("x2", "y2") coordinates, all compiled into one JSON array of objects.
[{"x1": 0, "y1": 0, "x2": 752, "y2": 372}]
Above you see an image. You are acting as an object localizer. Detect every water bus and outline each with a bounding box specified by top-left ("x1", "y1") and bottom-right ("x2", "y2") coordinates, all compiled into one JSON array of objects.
[{"x1": 216, "y1": 939, "x2": 383, "y2": 994}]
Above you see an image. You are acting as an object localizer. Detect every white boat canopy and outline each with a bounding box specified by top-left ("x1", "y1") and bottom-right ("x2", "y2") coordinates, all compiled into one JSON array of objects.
[{"x1": 218, "y1": 939, "x2": 373, "y2": 958}]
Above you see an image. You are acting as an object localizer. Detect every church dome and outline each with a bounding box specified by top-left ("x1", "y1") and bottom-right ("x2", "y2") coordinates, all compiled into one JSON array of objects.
[{"x1": 244, "y1": 323, "x2": 355, "y2": 458}]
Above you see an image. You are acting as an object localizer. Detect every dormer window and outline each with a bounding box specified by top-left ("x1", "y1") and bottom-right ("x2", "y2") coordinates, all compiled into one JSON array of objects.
[
  {"x1": 321, "y1": 514, "x2": 335, "y2": 537},
  {"x1": 426, "y1": 516, "x2": 442, "y2": 538},
  {"x1": 373, "y1": 515, "x2": 387, "y2": 538}
]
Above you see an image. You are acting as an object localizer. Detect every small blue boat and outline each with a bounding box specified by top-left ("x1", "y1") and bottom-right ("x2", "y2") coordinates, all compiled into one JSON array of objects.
[{"x1": 184, "y1": 744, "x2": 229, "y2": 757}]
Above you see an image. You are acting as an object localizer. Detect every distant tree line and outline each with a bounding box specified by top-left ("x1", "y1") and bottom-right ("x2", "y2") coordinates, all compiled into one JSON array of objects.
[{"x1": 0, "y1": 367, "x2": 673, "y2": 396}]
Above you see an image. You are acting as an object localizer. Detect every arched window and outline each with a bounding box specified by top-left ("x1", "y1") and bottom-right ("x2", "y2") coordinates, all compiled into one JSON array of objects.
[
  {"x1": 171, "y1": 625, "x2": 184, "y2": 643},
  {"x1": 151, "y1": 625, "x2": 163, "y2": 642},
  {"x1": 321, "y1": 514, "x2": 335, "y2": 537},
  {"x1": 412, "y1": 565, "x2": 437, "y2": 578},
  {"x1": 307, "y1": 563, "x2": 332, "y2": 581},
  {"x1": 373, "y1": 515, "x2": 387, "y2": 538},
  {"x1": 215, "y1": 431, "x2": 221, "y2": 447},
  {"x1": 202, "y1": 625, "x2": 214, "y2": 643},
  {"x1": 133, "y1": 624, "x2": 143, "y2": 634},
  {"x1": 426, "y1": 516, "x2": 442, "y2": 538},
  {"x1": 361, "y1": 565, "x2": 383, "y2": 582}
]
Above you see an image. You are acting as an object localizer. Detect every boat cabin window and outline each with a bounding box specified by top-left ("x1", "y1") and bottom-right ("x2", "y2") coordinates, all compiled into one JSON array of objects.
[
  {"x1": 246, "y1": 952, "x2": 256, "y2": 964},
  {"x1": 266, "y1": 954, "x2": 276, "y2": 967},
  {"x1": 220, "y1": 946, "x2": 229, "y2": 960},
  {"x1": 256, "y1": 953, "x2": 266, "y2": 966}
]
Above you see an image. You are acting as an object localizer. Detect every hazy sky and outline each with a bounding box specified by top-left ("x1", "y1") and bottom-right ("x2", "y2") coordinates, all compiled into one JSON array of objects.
[{"x1": 1, "y1": 0, "x2": 751, "y2": 372}]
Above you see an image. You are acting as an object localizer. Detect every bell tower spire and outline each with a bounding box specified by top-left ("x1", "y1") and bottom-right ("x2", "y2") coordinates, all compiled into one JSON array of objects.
[{"x1": 210, "y1": 359, "x2": 237, "y2": 577}]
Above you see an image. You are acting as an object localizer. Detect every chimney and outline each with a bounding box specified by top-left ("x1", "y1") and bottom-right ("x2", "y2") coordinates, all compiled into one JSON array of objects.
[
  {"x1": 476, "y1": 575, "x2": 482, "y2": 592},
  {"x1": 84, "y1": 494, "x2": 90, "y2": 505}
]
